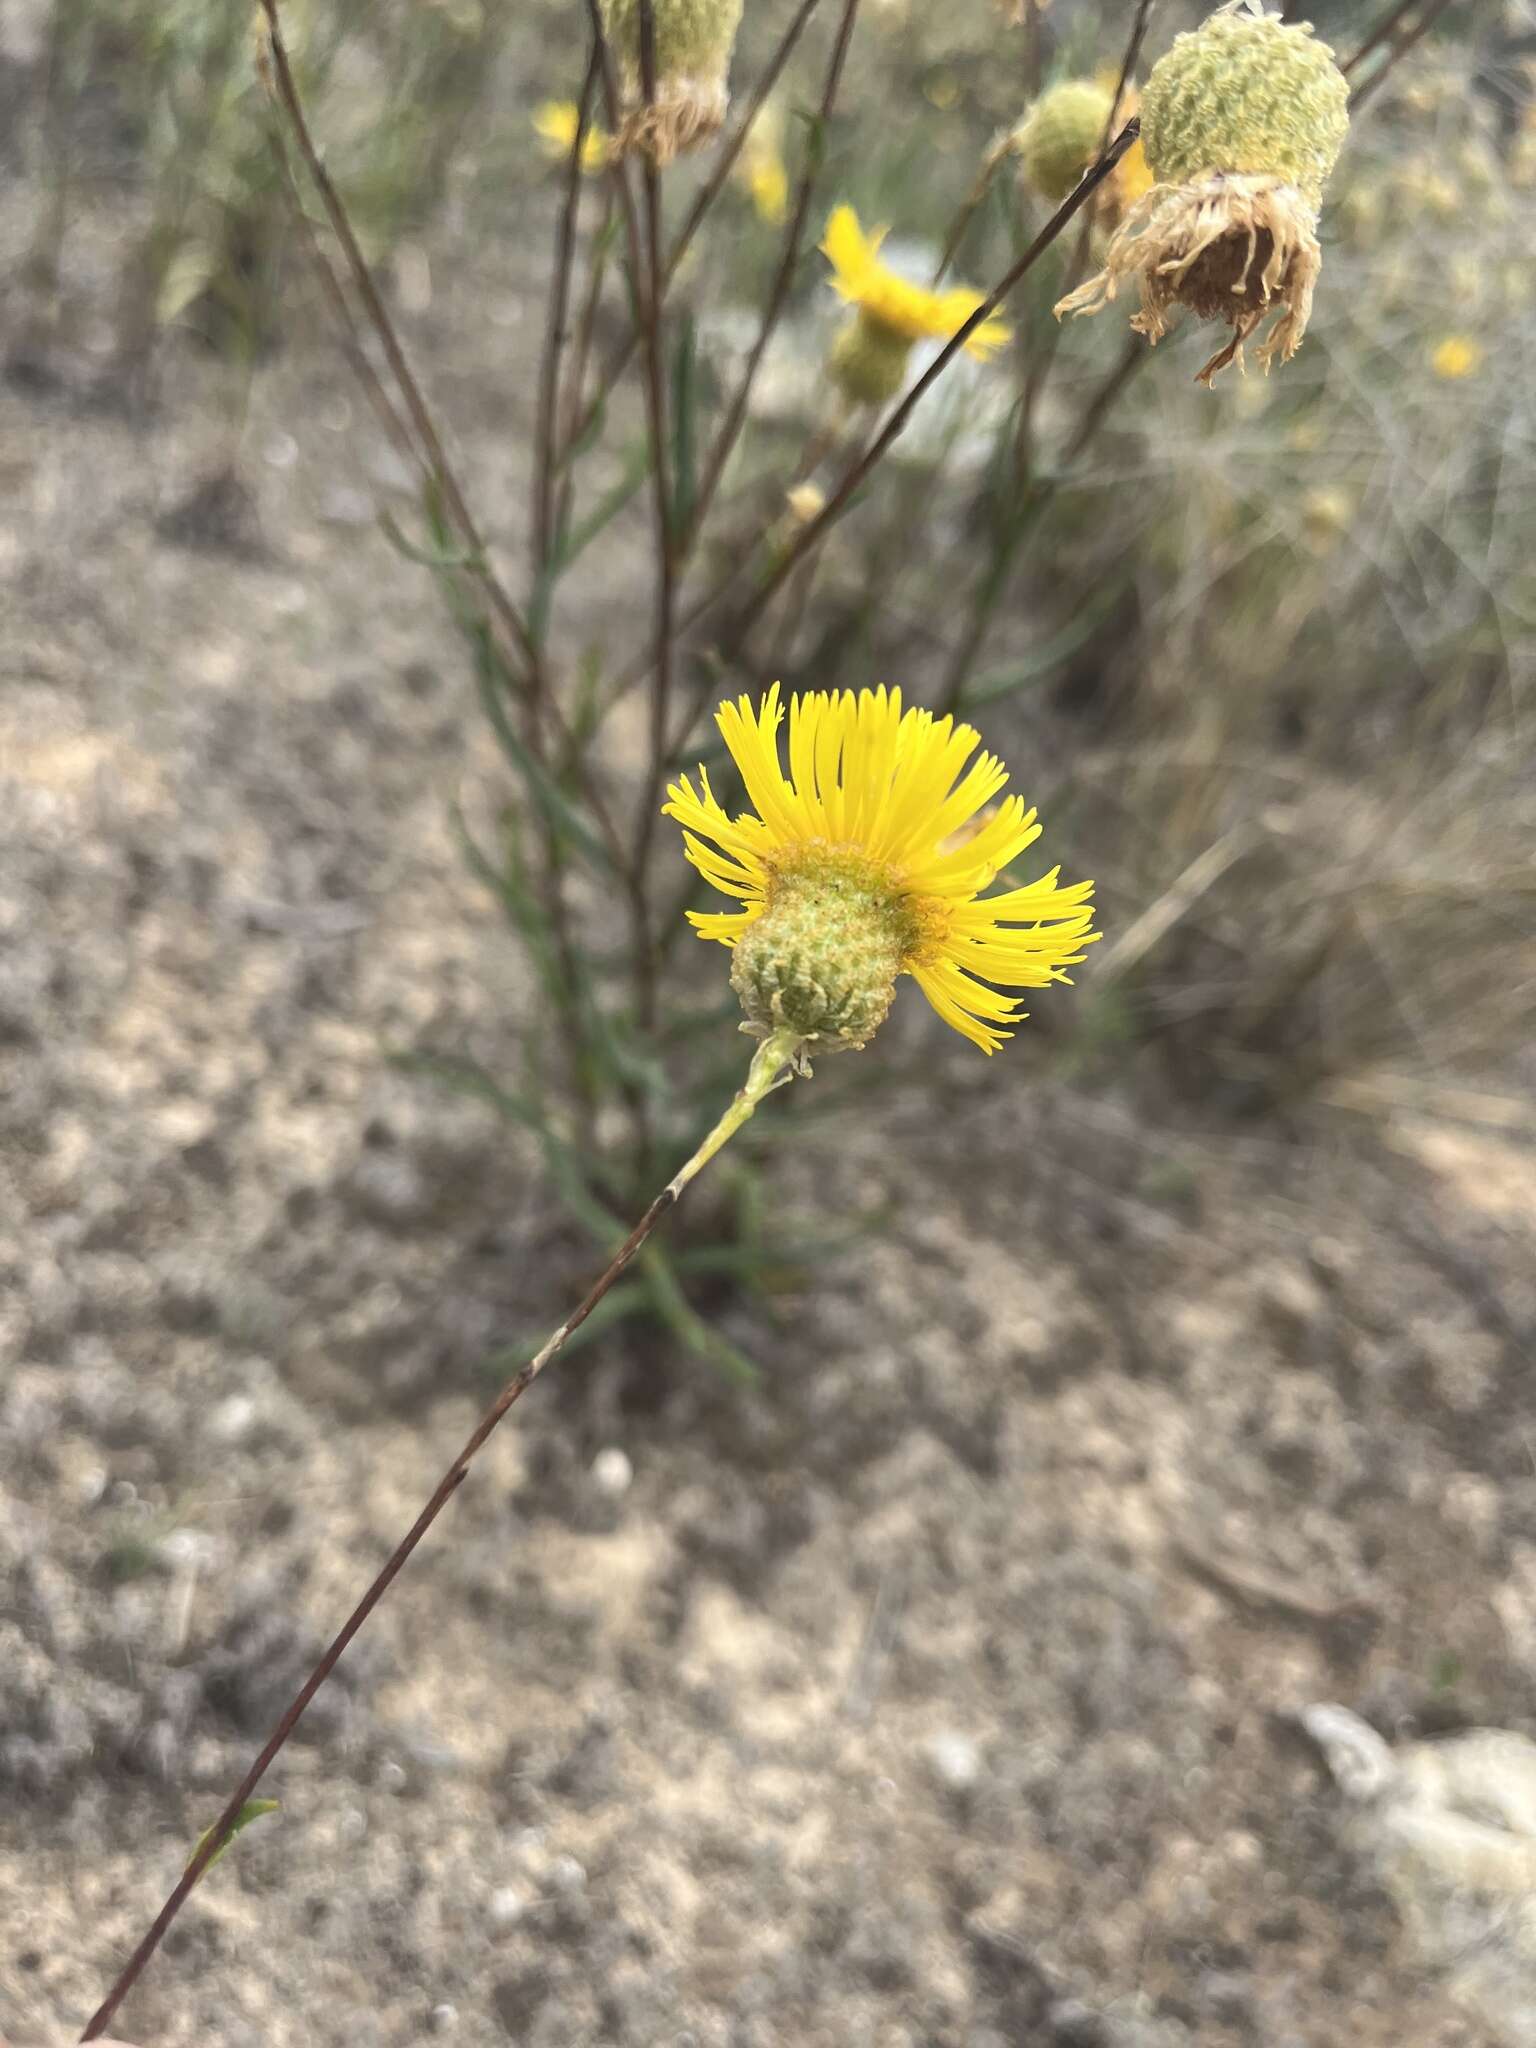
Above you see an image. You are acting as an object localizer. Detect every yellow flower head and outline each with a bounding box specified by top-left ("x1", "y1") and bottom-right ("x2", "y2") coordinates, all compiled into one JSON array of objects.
[
  {"x1": 533, "y1": 100, "x2": 611, "y2": 173},
  {"x1": 663, "y1": 685, "x2": 1097, "y2": 1054},
  {"x1": 821, "y1": 207, "x2": 1010, "y2": 359},
  {"x1": 1431, "y1": 335, "x2": 1482, "y2": 380},
  {"x1": 736, "y1": 103, "x2": 789, "y2": 225}
]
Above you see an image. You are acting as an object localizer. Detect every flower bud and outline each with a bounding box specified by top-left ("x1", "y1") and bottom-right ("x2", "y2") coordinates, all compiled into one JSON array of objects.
[
  {"x1": 828, "y1": 311, "x2": 913, "y2": 408},
  {"x1": 1014, "y1": 77, "x2": 1152, "y2": 228}
]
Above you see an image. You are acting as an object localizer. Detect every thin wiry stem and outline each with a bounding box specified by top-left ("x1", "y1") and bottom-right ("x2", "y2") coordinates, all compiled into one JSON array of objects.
[
  {"x1": 681, "y1": 120, "x2": 1143, "y2": 685},
  {"x1": 623, "y1": 0, "x2": 677, "y2": 1033},
  {"x1": 933, "y1": 132, "x2": 1015, "y2": 288},
  {"x1": 264, "y1": 123, "x2": 418, "y2": 475},
  {"x1": 1015, "y1": 0, "x2": 1153, "y2": 478},
  {"x1": 1346, "y1": 0, "x2": 1458, "y2": 108},
  {"x1": 686, "y1": 0, "x2": 860, "y2": 551},
  {"x1": 256, "y1": 2, "x2": 538, "y2": 681},
  {"x1": 556, "y1": 0, "x2": 827, "y2": 473},
  {"x1": 76, "y1": 1031, "x2": 804, "y2": 2042},
  {"x1": 1343, "y1": 0, "x2": 1433, "y2": 76},
  {"x1": 256, "y1": 0, "x2": 629, "y2": 873},
  {"x1": 534, "y1": 46, "x2": 600, "y2": 583},
  {"x1": 554, "y1": 176, "x2": 616, "y2": 546}
]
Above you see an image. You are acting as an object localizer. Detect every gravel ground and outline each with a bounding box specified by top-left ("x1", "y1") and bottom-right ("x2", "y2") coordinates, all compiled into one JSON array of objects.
[{"x1": 5, "y1": 98, "x2": 1536, "y2": 2048}]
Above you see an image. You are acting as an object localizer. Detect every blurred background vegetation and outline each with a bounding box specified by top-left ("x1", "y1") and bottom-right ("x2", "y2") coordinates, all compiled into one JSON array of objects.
[{"x1": 11, "y1": 0, "x2": 1532, "y2": 1376}]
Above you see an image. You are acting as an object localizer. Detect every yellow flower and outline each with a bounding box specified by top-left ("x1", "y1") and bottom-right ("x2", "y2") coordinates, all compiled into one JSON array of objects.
[
  {"x1": 1431, "y1": 335, "x2": 1482, "y2": 380},
  {"x1": 821, "y1": 207, "x2": 1010, "y2": 359},
  {"x1": 533, "y1": 100, "x2": 611, "y2": 174},
  {"x1": 663, "y1": 685, "x2": 1097, "y2": 1054},
  {"x1": 735, "y1": 104, "x2": 788, "y2": 225}
]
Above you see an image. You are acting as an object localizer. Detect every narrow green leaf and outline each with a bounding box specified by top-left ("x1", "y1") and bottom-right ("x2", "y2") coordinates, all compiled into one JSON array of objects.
[
  {"x1": 554, "y1": 445, "x2": 649, "y2": 571},
  {"x1": 965, "y1": 579, "x2": 1129, "y2": 709},
  {"x1": 642, "y1": 1246, "x2": 759, "y2": 1385},
  {"x1": 189, "y1": 1799, "x2": 280, "y2": 1878},
  {"x1": 472, "y1": 632, "x2": 616, "y2": 877},
  {"x1": 377, "y1": 509, "x2": 483, "y2": 572}
]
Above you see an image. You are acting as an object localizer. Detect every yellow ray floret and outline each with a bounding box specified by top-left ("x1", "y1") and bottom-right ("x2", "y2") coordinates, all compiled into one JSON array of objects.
[
  {"x1": 533, "y1": 100, "x2": 611, "y2": 174},
  {"x1": 663, "y1": 685, "x2": 1097, "y2": 1054},
  {"x1": 820, "y1": 206, "x2": 1011, "y2": 359}
]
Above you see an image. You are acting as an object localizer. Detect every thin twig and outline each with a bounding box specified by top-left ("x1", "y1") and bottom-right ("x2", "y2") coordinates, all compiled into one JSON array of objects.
[
  {"x1": 933, "y1": 134, "x2": 1015, "y2": 288},
  {"x1": 686, "y1": 0, "x2": 860, "y2": 548},
  {"x1": 264, "y1": 125, "x2": 418, "y2": 474},
  {"x1": 1015, "y1": 0, "x2": 1153, "y2": 477},
  {"x1": 618, "y1": 0, "x2": 677, "y2": 1033},
  {"x1": 256, "y1": 2, "x2": 540, "y2": 684},
  {"x1": 1347, "y1": 0, "x2": 1457, "y2": 108},
  {"x1": 687, "y1": 120, "x2": 1143, "y2": 673},
  {"x1": 1059, "y1": 334, "x2": 1147, "y2": 468},
  {"x1": 258, "y1": 0, "x2": 629, "y2": 874},
  {"x1": 77, "y1": 1031, "x2": 804, "y2": 2041},
  {"x1": 534, "y1": 46, "x2": 600, "y2": 582},
  {"x1": 554, "y1": 179, "x2": 616, "y2": 545},
  {"x1": 1343, "y1": 0, "x2": 1430, "y2": 76},
  {"x1": 557, "y1": 0, "x2": 827, "y2": 471}
]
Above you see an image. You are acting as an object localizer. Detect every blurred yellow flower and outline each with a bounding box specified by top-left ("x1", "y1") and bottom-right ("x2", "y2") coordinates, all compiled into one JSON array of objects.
[
  {"x1": 786, "y1": 483, "x2": 826, "y2": 523},
  {"x1": 664, "y1": 684, "x2": 1097, "y2": 1054},
  {"x1": 533, "y1": 100, "x2": 611, "y2": 174},
  {"x1": 735, "y1": 104, "x2": 788, "y2": 225},
  {"x1": 821, "y1": 207, "x2": 1010, "y2": 358},
  {"x1": 1430, "y1": 336, "x2": 1482, "y2": 380}
]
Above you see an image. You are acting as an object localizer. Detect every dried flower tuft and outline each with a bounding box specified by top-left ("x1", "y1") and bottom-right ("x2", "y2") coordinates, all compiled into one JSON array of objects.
[{"x1": 1056, "y1": 6, "x2": 1349, "y2": 383}]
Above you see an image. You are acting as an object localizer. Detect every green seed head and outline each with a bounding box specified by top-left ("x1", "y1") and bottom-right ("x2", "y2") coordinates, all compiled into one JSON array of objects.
[
  {"x1": 1015, "y1": 80, "x2": 1116, "y2": 203},
  {"x1": 828, "y1": 311, "x2": 914, "y2": 408},
  {"x1": 1141, "y1": 8, "x2": 1349, "y2": 204},
  {"x1": 599, "y1": 0, "x2": 743, "y2": 82},
  {"x1": 730, "y1": 850, "x2": 914, "y2": 1051}
]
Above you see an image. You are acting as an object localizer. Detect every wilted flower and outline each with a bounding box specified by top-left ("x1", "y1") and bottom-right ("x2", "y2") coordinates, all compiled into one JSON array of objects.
[
  {"x1": 1057, "y1": 6, "x2": 1349, "y2": 383},
  {"x1": 821, "y1": 206, "x2": 1010, "y2": 407},
  {"x1": 598, "y1": 0, "x2": 743, "y2": 163},
  {"x1": 664, "y1": 685, "x2": 1097, "y2": 1054}
]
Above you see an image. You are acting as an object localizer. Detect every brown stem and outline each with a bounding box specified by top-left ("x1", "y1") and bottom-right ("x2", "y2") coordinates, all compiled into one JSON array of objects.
[
  {"x1": 685, "y1": 0, "x2": 861, "y2": 549},
  {"x1": 616, "y1": 0, "x2": 677, "y2": 1037},
  {"x1": 1346, "y1": 0, "x2": 1458, "y2": 107},
  {"x1": 534, "y1": 47, "x2": 600, "y2": 582},
  {"x1": 258, "y1": 0, "x2": 629, "y2": 875},
  {"x1": 78, "y1": 1028, "x2": 804, "y2": 2041},
  {"x1": 265, "y1": 125, "x2": 419, "y2": 474},
  {"x1": 78, "y1": 1214, "x2": 665, "y2": 2041},
  {"x1": 554, "y1": 177, "x2": 617, "y2": 546},
  {"x1": 256, "y1": 2, "x2": 541, "y2": 685},
  {"x1": 694, "y1": 120, "x2": 1142, "y2": 659},
  {"x1": 555, "y1": 0, "x2": 827, "y2": 473},
  {"x1": 1015, "y1": 0, "x2": 1153, "y2": 478},
  {"x1": 932, "y1": 134, "x2": 1014, "y2": 288}
]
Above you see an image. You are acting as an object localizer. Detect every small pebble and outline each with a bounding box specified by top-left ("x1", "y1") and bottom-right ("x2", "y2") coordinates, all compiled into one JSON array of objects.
[
  {"x1": 429, "y1": 2004, "x2": 458, "y2": 2033},
  {"x1": 548, "y1": 1854, "x2": 586, "y2": 1894},
  {"x1": 487, "y1": 1885, "x2": 526, "y2": 1931},
  {"x1": 590, "y1": 1447, "x2": 633, "y2": 1497},
  {"x1": 206, "y1": 1394, "x2": 258, "y2": 1446},
  {"x1": 925, "y1": 1730, "x2": 981, "y2": 1792}
]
